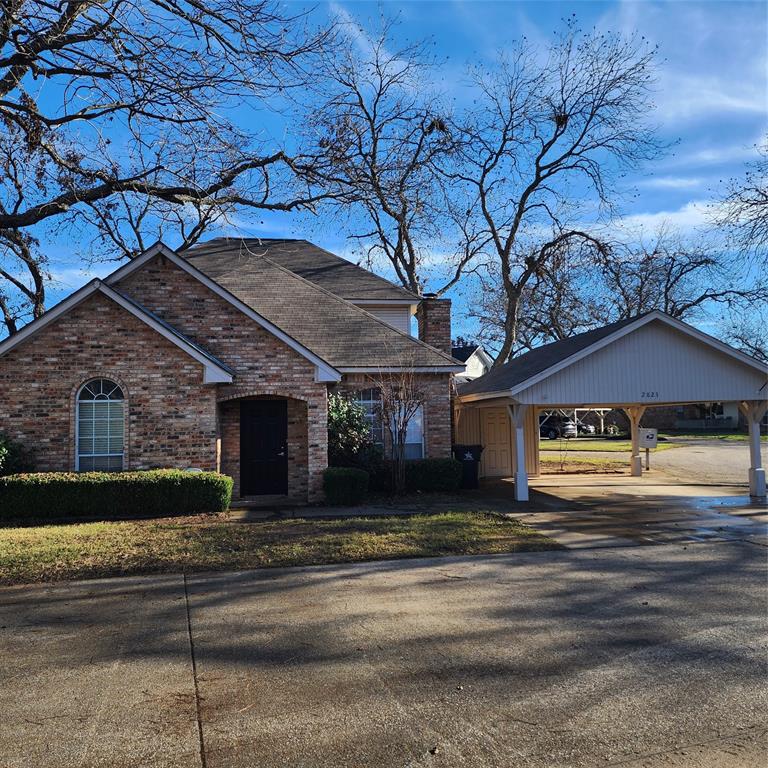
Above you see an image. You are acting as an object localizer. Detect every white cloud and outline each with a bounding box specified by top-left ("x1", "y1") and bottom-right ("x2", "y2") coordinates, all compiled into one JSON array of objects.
[
  {"x1": 598, "y1": 0, "x2": 767, "y2": 125},
  {"x1": 48, "y1": 263, "x2": 114, "y2": 291},
  {"x1": 654, "y1": 72, "x2": 766, "y2": 123},
  {"x1": 637, "y1": 176, "x2": 705, "y2": 190},
  {"x1": 664, "y1": 139, "x2": 764, "y2": 170},
  {"x1": 608, "y1": 200, "x2": 712, "y2": 236}
]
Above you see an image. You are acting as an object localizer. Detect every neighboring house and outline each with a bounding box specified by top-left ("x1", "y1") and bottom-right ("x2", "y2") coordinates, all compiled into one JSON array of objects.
[
  {"x1": 452, "y1": 344, "x2": 494, "y2": 383},
  {"x1": 0, "y1": 238, "x2": 463, "y2": 503}
]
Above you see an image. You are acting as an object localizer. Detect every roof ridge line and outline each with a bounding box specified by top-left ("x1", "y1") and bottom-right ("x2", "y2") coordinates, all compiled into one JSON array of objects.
[
  {"x1": 188, "y1": 236, "x2": 421, "y2": 301},
  {"x1": 244, "y1": 252, "x2": 460, "y2": 365}
]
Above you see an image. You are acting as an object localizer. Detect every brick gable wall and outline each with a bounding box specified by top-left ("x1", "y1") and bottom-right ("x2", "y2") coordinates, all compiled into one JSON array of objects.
[
  {"x1": 0, "y1": 292, "x2": 218, "y2": 471},
  {"x1": 117, "y1": 255, "x2": 328, "y2": 501}
]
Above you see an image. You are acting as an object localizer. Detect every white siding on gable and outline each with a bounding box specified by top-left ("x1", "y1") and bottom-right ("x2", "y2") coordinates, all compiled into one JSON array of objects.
[
  {"x1": 516, "y1": 321, "x2": 768, "y2": 407},
  {"x1": 361, "y1": 305, "x2": 412, "y2": 334},
  {"x1": 463, "y1": 352, "x2": 490, "y2": 379}
]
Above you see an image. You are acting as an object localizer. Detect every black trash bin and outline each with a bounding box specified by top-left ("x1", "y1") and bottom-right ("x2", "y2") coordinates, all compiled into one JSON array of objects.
[{"x1": 452, "y1": 444, "x2": 483, "y2": 489}]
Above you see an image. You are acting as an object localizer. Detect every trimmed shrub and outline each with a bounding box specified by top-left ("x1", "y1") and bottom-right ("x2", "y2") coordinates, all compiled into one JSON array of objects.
[
  {"x1": 369, "y1": 458, "x2": 462, "y2": 494},
  {"x1": 322, "y1": 467, "x2": 369, "y2": 506},
  {"x1": 0, "y1": 470, "x2": 233, "y2": 520},
  {"x1": 0, "y1": 434, "x2": 36, "y2": 477},
  {"x1": 404, "y1": 458, "x2": 462, "y2": 493}
]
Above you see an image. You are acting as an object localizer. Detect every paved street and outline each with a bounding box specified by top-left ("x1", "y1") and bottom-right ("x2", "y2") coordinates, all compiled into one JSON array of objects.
[
  {"x1": 554, "y1": 439, "x2": 758, "y2": 486},
  {"x1": 1, "y1": 540, "x2": 766, "y2": 768},
  {"x1": 652, "y1": 440, "x2": 756, "y2": 485}
]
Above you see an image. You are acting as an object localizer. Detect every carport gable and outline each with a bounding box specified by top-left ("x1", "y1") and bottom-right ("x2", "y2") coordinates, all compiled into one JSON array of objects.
[{"x1": 461, "y1": 312, "x2": 768, "y2": 407}]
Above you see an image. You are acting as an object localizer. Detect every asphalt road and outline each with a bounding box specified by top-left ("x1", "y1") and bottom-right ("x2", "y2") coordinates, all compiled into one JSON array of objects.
[
  {"x1": 553, "y1": 440, "x2": 757, "y2": 486},
  {"x1": 1, "y1": 540, "x2": 766, "y2": 768},
  {"x1": 652, "y1": 440, "x2": 755, "y2": 485}
]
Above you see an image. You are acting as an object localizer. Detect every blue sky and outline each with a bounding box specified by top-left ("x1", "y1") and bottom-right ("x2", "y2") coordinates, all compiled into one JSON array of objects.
[{"x1": 46, "y1": 0, "x2": 767, "y2": 338}]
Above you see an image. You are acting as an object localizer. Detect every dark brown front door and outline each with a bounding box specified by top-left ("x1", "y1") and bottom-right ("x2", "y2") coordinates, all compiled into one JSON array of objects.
[{"x1": 240, "y1": 400, "x2": 288, "y2": 495}]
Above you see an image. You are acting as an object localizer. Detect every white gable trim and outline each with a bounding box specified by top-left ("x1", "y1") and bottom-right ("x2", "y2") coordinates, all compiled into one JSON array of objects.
[
  {"x1": 0, "y1": 279, "x2": 234, "y2": 384},
  {"x1": 471, "y1": 347, "x2": 494, "y2": 370},
  {"x1": 105, "y1": 242, "x2": 341, "y2": 383},
  {"x1": 99, "y1": 284, "x2": 233, "y2": 384},
  {"x1": 507, "y1": 312, "x2": 767, "y2": 398},
  {"x1": 458, "y1": 311, "x2": 768, "y2": 404},
  {"x1": 0, "y1": 280, "x2": 102, "y2": 359}
]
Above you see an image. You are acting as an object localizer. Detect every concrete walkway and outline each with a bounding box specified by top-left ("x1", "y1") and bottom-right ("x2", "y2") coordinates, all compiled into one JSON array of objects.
[{"x1": 1, "y1": 541, "x2": 766, "y2": 767}]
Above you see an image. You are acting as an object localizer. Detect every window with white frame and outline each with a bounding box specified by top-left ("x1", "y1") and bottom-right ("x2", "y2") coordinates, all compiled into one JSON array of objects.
[
  {"x1": 353, "y1": 388, "x2": 384, "y2": 447},
  {"x1": 394, "y1": 403, "x2": 425, "y2": 460},
  {"x1": 77, "y1": 379, "x2": 125, "y2": 471}
]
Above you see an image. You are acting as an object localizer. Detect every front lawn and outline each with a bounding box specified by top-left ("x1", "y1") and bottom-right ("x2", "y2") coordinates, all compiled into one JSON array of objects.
[
  {"x1": 659, "y1": 431, "x2": 768, "y2": 442},
  {"x1": 539, "y1": 455, "x2": 627, "y2": 473},
  {"x1": 539, "y1": 439, "x2": 678, "y2": 452},
  {"x1": 0, "y1": 509, "x2": 560, "y2": 586}
]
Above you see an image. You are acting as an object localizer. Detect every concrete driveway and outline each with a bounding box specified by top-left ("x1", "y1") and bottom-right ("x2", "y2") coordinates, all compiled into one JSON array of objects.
[
  {"x1": 505, "y1": 440, "x2": 768, "y2": 549},
  {"x1": 1, "y1": 541, "x2": 766, "y2": 768},
  {"x1": 510, "y1": 474, "x2": 768, "y2": 548}
]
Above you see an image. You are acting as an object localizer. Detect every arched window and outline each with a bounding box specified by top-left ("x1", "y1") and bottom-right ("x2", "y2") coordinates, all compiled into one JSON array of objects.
[{"x1": 77, "y1": 379, "x2": 125, "y2": 471}]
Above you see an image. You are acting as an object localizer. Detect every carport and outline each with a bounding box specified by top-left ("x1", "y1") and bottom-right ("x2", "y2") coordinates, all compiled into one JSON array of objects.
[{"x1": 455, "y1": 311, "x2": 768, "y2": 501}]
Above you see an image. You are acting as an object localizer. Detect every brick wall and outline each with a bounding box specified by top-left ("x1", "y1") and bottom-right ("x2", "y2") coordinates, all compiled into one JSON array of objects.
[
  {"x1": 117, "y1": 255, "x2": 328, "y2": 501},
  {"x1": 335, "y1": 373, "x2": 452, "y2": 458},
  {"x1": 416, "y1": 297, "x2": 452, "y2": 356},
  {"x1": 0, "y1": 292, "x2": 218, "y2": 471},
  {"x1": 219, "y1": 396, "x2": 310, "y2": 503},
  {"x1": 0, "y1": 254, "x2": 456, "y2": 504}
]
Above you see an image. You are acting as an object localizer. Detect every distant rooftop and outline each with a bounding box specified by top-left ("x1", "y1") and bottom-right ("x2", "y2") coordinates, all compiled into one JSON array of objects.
[{"x1": 451, "y1": 344, "x2": 480, "y2": 363}]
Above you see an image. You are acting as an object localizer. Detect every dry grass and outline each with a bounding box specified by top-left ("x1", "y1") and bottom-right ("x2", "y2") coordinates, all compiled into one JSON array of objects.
[
  {"x1": 539, "y1": 455, "x2": 627, "y2": 474},
  {"x1": 0, "y1": 509, "x2": 560, "y2": 586},
  {"x1": 539, "y1": 439, "x2": 678, "y2": 452}
]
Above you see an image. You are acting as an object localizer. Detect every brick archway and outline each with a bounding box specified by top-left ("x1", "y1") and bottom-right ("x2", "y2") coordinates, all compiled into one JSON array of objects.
[{"x1": 219, "y1": 394, "x2": 319, "y2": 503}]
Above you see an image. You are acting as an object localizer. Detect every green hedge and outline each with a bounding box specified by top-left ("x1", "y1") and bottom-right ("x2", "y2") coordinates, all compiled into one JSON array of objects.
[
  {"x1": 370, "y1": 458, "x2": 462, "y2": 494},
  {"x1": 403, "y1": 458, "x2": 462, "y2": 493},
  {"x1": 0, "y1": 470, "x2": 233, "y2": 520},
  {"x1": 323, "y1": 467, "x2": 369, "y2": 505},
  {"x1": 0, "y1": 434, "x2": 35, "y2": 477}
]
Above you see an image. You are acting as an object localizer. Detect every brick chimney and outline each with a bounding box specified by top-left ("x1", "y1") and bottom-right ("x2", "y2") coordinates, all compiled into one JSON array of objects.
[{"x1": 416, "y1": 294, "x2": 452, "y2": 355}]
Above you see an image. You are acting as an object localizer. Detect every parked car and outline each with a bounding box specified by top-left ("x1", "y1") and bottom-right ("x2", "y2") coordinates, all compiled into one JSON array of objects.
[{"x1": 539, "y1": 415, "x2": 578, "y2": 439}]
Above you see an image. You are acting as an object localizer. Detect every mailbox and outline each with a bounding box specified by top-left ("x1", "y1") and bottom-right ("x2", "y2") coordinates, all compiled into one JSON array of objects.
[{"x1": 639, "y1": 428, "x2": 658, "y2": 449}]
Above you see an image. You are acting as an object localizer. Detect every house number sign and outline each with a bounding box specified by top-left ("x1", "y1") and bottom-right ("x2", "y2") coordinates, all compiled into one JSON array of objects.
[{"x1": 640, "y1": 391, "x2": 660, "y2": 399}]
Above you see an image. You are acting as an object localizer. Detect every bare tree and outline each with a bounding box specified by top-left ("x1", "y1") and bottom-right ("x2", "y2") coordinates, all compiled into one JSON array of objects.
[
  {"x1": 596, "y1": 227, "x2": 768, "y2": 320},
  {"x1": 448, "y1": 21, "x2": 663, "y2": 367},
  {"x1": 347, "y1": 351, "x2": 427, "y2": 494},
  {"x1": 472, "y1": 224, "x2": 768, "y2": 356},
  {"x1": 469, "y1": 233, "x2": 611, "y2": 354},
  {"x1": 721, "y1": 310, "x2": 768, "y2": 363},
  {"x1": 0, "y1": 0, "x2": 335, "y2": 335},
  {"x1": 714, "y1": 136, "x2": 768, "y2": 263},
  {"x1": 304, "y1": 18, "x2": 485, "y2": 296}
]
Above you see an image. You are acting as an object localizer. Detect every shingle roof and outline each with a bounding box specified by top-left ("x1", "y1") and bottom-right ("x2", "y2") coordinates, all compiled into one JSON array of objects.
[
  {"x1": 458, "y1": 314, "x2": 650, "y2": 396},
  {"x1": 452, "y1": 345, "x2": 480, "y2": 363},
  {"x1": 185, "y1": 238, "x2": 418, "y2": 303},
  {"x1": 180, "y1": 251, "x2": 459, "y2": 369}
]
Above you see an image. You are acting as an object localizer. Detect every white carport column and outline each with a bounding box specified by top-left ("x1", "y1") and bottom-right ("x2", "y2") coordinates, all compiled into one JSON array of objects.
[
  {"x1": 624, "y1": 406, "x2": 647, "y2": 477},
  {"x1": 507, "y1": 403, "x2": 529, "y2": 502},
  {"x1": 739, "y1": 401, "x2": 767, "y2": 498}
]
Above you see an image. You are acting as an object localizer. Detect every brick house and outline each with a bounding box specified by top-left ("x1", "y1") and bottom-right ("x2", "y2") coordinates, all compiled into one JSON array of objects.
[{"x1": 0, "y1": 239, "x2": 463, "y2": 503}]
